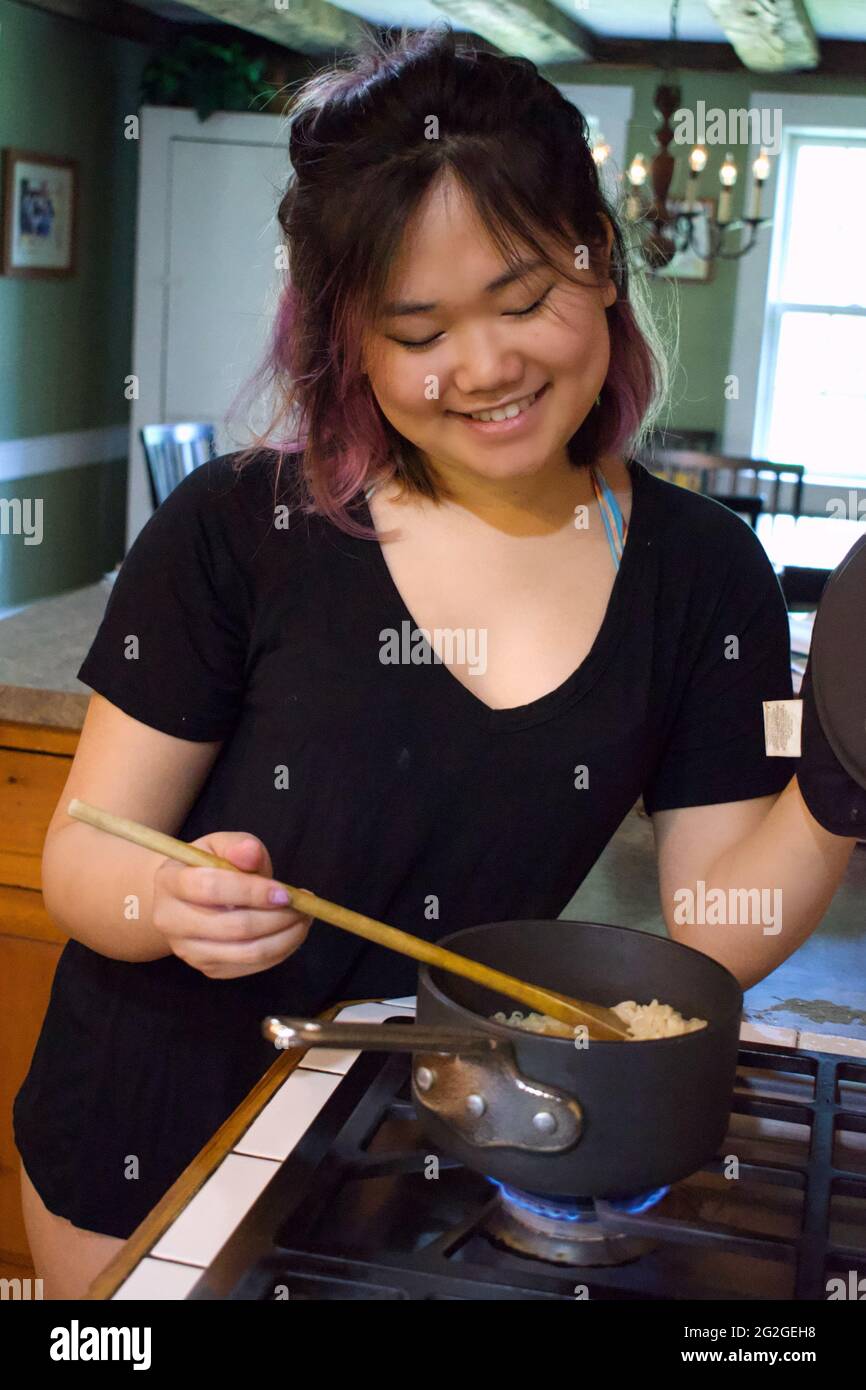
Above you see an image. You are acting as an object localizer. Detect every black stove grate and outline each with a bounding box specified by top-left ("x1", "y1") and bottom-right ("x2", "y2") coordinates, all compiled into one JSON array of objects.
[{"x1": 188, "y1": 1032, "x2": 866, "y2": 1301}]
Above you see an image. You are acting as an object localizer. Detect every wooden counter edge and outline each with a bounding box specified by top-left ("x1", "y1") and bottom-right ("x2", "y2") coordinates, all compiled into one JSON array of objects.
[
  {"x1": 84, "y1": 998, "x2": 386, "y2": 1301},
  {"x1": 0, "y1": 714, "x2": 84, "y2": 753}
]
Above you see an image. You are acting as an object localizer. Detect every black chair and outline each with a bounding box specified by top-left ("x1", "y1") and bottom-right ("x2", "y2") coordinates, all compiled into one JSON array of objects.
[
  {"x1": 712, "y1": 494, "x2": 764, "y2": 530},
  {"x1": 140, "y1": 423, "x2": 217, "y2": 509},
  {"x1": 639, "y1": 447, "x2": 805, "y2": 520},
  {"x1": 778, "y1": 566, "x2": 832, "y2": 608}
]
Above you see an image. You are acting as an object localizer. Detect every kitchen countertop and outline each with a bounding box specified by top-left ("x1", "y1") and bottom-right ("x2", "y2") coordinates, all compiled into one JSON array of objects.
[{"x1": 0, "y1": 579, "x2": 113, "y2": 729}]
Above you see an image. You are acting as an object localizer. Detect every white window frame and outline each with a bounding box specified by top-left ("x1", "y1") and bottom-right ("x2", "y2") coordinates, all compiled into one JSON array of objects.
[{"x1": 725, "y1": 91, "x2": 866, "y2": 496}]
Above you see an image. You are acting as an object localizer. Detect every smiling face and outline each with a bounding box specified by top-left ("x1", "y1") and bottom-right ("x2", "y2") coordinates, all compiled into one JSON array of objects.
[{"x1": 360, "y1": 170, "x2": 617, "y2": 496}]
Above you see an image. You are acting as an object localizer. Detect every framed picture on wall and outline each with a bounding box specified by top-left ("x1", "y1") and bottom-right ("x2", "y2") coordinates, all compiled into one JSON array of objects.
[
  {"x1": 1, "y1": 149, "x2": 78, "y2": 277},
  {"x1": 655, "y1": 198, "x2": 716, "y2": 283}
]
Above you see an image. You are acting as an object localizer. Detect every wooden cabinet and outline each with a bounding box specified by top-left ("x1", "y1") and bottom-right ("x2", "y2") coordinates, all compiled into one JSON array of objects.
[{"x1": 0, "y1": 720, "x2": 75, "y2": 1265}]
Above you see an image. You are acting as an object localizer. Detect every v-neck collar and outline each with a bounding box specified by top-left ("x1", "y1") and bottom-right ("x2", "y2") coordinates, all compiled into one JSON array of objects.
[{"x1": 357, "y1": 459, "x2": 650, "y2": 733}]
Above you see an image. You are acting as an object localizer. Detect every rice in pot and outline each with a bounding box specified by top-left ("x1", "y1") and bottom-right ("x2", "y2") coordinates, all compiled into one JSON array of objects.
[{"x1": 491, "y1": 999, "x2": 707, "y2": 1040}]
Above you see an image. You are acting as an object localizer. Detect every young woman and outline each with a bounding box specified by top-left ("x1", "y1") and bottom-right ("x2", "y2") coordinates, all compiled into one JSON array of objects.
[{"x1": 14, "y1": 26, "x2": 859, "y2": 1298}]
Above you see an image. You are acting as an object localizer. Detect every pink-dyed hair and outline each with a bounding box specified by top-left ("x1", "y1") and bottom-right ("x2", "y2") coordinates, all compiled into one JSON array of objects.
[{"x1": 228, "y1": 25, "x2": 665, "y2": 538}]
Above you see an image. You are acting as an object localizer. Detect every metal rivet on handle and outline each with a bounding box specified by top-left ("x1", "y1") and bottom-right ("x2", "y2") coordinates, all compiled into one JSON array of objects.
[
  {"x1": 532, "y1": 1110, "x2": 557, "y2": 1133},
  {"x1": 415, "y1": 1066, "x2": 435, "y2": 1092},
  {"x1": 466, "y1": 1093, "x2": 486, "y2": 1117}
]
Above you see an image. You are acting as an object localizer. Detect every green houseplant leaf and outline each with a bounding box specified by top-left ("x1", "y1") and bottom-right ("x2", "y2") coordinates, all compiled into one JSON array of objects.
[{"x1": 141, "y1": 36, "x2": 277, "y2": 122}]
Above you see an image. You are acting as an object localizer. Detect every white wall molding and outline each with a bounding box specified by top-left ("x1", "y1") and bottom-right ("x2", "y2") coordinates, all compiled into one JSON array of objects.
[
  {"x1": 0, "y1": 425, "x2": 127, "y2": 483},
  {"x1": 724, "y1": 91, "x2": 866, "y2": 464}
]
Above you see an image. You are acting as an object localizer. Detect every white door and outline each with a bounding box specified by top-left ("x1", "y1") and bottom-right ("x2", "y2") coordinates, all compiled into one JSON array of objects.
[{"x1": 129, "y1": 107, "x2": 291, "y2": 542}]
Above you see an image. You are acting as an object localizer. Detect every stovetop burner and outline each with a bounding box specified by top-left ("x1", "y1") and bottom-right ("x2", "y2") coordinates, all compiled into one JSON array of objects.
[
  {"x1": 188, "y1": 1028, "x2": 866, "y2": 1301},
  {"x1": 484, "y1": 1181, "x2": 670, "y2": 1266}
]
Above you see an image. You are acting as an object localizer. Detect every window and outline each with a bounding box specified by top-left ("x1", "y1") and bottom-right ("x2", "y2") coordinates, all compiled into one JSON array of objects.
[{"x1": 755, "y1": 134, "x2": 866, "y2": 481}]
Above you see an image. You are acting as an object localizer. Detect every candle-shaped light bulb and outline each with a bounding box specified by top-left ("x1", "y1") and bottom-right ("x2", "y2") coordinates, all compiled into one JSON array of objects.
[
  {"x1": 748, "y1": 147, "x2": 771, "y2": 219},
  {"x1": 685, "y1": 145, "x2": 708, "y2": 211},
  {"x1": 689, "y1": 146, "x2": 708, "y2": 174},
  {"x1": 626, "y1": 152, "x2": 647, "y2": 221},
  {"x1": 719, "y1": 154, "x2": 738, "y2": 188},
  {"x1": 592, "y1": 135, "x2": 611, "y2": 167},
  {"x1": 752, "y1": 147, "x2": 771, "y2": 183},
  {"x1": 718, "y1": 152, "x2": 737, "y2": 224},
  {"x1": 628, "y1": 153, "x2": 648, "y2": 187}
]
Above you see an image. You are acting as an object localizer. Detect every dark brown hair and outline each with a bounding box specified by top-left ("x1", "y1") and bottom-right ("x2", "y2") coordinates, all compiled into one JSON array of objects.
[{"x1": 231, "y1": 24, "x2": 665, "y2": 536}]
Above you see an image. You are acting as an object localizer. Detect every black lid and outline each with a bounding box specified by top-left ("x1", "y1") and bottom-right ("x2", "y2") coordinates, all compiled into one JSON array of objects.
[{"x1": 811, "y1": 533, "x2": 866, "y2": 790}]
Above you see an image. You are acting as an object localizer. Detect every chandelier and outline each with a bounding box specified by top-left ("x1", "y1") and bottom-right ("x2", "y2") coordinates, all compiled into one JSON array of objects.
[{"x1": 592, "y1": 0, "x2": 773, "y2": 272}]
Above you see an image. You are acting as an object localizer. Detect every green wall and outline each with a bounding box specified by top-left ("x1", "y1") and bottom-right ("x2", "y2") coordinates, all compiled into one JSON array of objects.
[
  {"x1": 0, "y1": 0, "x2": 149, "y2": 605},
  {"x1": 543, "y1": 61, "x2": 866, "y2": 435},
  {"x1": 0, "y1": 0, "x2": 147, "y2": 436},
  {"x1": 0, "y1": 459, "x2": 126, "y2": 605}
]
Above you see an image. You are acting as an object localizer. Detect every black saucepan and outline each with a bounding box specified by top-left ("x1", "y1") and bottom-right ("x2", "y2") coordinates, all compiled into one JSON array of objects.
[
  {"x1": 266, "y1": 918, "x2": 743, "y2": 1199},
  {"x1": 414, "y1": 919, "x2": 742, "y2": 1197}
]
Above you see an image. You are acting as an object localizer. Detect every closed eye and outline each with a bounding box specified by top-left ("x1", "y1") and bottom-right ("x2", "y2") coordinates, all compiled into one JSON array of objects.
[{"x1": 390, "y1": 285, "x2": 555, "y2": 351}]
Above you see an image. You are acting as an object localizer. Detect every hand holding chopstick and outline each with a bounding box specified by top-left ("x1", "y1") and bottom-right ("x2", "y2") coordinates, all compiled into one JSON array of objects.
[{"x1": 66, "y1": 798, "x2": 629, "y2": 1039}]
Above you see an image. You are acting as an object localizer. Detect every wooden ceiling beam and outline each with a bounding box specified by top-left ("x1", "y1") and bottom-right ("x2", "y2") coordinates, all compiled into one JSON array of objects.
[
  {"x1": 432, "y1": 0, "x2": 596, "y2": 63},
  {"x1": 18, "y1": 0, "x2": 864, "y2": 78},
  {"x1": 548, "y1": 37, "x2": 863, "y2": 78},
  {"x1": 163, "y1": 0, "x2": 364, "y2": 56},
  {"x1": 14, "y1": 0, "x2": 175, "y2": 44},
  {"x1": 704, "y1": 0, "x2": 819, "y2": 72}
]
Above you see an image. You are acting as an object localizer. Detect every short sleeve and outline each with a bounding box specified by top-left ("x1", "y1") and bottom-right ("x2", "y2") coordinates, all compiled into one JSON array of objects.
[
  {"x1": 76, "y1": 461, "x2": 251, "y2": 741},
  {"x1": 643, "y1": 518, "x2": 798, "y2": 814}
]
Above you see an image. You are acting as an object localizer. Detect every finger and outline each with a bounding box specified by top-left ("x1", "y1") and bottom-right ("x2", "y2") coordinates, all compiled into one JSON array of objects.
[
  {"x1": 196, "y1": 832, "x2": 257, "y2": 860},
  {"x1": 175, "y1": 865, "x2": 292, "y2": 912},
  {"x1": 161, "y1": 897, "x2": 311, "y2": 943},
  {"x1": 220, "y1": 838, "x2": 271, "y2": 874},
  {"x1": 180, "y1": 921, "x2": 311, "y2": 975},
  {"x1": 198, "y1": 835, "x2": 271, "y2": 877}
]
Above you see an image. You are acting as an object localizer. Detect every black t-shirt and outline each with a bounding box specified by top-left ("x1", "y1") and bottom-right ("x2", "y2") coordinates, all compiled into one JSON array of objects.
[
  {"x1": 72, "y1": 449, "x2": 796, "y2": 1017},
  {"x1": 14, "y1": 448, "x2": 801, "y2": 1238}
]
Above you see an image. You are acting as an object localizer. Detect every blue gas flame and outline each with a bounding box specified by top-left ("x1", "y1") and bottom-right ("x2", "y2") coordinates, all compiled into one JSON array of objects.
[{"x1": 488, "y1": 1179, "x2": 669, "y2": 1222}]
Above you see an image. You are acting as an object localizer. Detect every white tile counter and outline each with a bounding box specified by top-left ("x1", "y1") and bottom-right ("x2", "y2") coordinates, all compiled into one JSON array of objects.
[{"x1": 109, "y1": 997, "x2": 415, "y2": 1300}]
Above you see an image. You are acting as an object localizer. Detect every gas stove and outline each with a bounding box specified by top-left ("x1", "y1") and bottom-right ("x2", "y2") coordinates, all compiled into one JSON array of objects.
[{"x1": 188, "y1": 1021, "x2": 866, "y2": 1300}]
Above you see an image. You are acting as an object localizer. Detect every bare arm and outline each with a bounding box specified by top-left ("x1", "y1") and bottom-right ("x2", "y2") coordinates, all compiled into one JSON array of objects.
[
  {"x1": 41, "y1": 693, "x2": 223, "y2": 961},
  {"x1": 652, "y1": 777, "x2": 858, "y2": 990}
]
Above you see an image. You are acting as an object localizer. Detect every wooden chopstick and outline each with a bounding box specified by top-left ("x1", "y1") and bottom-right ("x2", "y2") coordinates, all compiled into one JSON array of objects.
[{"x1": 66, "y1": 798, "x2": 630, "y2": 1040}]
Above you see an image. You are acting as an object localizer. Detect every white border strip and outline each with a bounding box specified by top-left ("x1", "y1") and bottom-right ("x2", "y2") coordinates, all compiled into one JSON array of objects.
[{"x1": 0, "y1": 425, "x2": 127, "y2": 482}]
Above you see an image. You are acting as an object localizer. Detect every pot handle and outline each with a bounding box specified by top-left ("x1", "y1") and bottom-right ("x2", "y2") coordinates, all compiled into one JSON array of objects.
[{"x1": 262, "y1": 1015, "x2": 498, "y2": 1055}]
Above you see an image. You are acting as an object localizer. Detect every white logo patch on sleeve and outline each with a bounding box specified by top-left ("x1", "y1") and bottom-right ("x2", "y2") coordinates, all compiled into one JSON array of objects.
[{"x1": 763, "y1": 699, "x2": 803, "y2": 757}]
